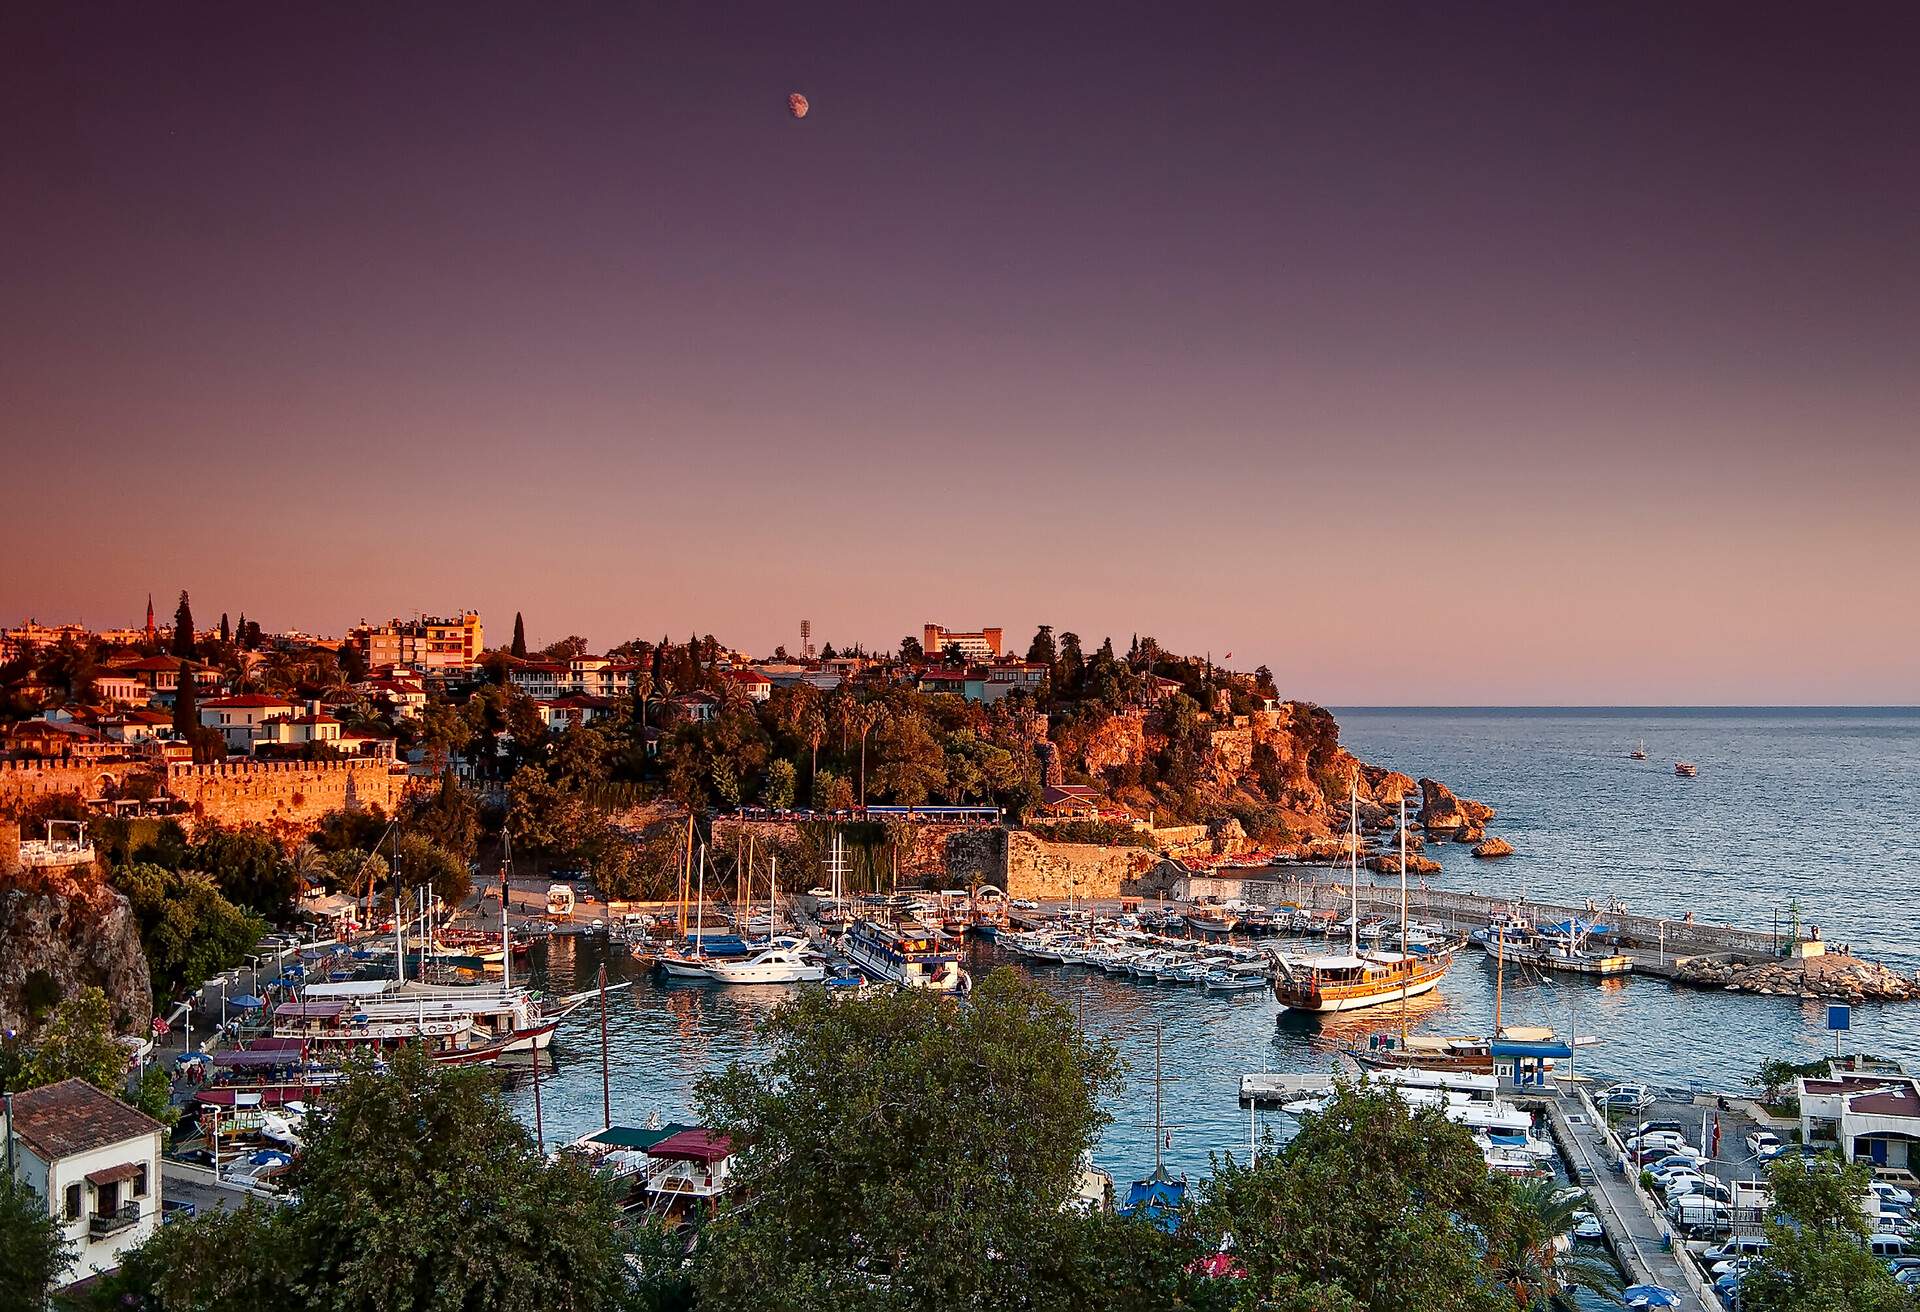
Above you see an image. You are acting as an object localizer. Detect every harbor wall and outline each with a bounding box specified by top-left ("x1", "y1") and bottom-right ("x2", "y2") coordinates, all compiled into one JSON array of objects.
[
  {"x1": 944, "y1": 828, "x2": 1164, "y2": 900},
  {"x1": 164, "y1": 759, "x2": 411, "y2": 831}
]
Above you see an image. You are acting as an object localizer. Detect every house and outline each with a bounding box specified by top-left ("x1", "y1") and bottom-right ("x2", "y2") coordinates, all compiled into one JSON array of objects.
[
  {"x1": 4, "y1": 1078, "x2": 166, "y2": 1288},
  {"x1": 98, "y1": 709, "x2": 176, "y2": 744},
  {"x1": 199, "y1": 694, "x2": 298, "y2": 751},
  {"x1": 719, "y1": 669, "x2": 773, "y2": 703},
  {"x1": 538, "y1": 695, "x2": 615, "y2": 731},
  {"x1": 106, "y1": 656, "x2": 223, "y2": 701},
  {"x1": 669, "y1": 692, "x2": 720, "y2": 724},
  {"x1": 1038, "y1": 784, "x2": 1105, "y2": 819},
  {"x1": 354, "y1": 677, "x2": 428, "y2": 719},
  {"x1": 1798, "y1": 1064, "x2": 1920, "y2": 1177},
  {"x1": 252, "y1": 710, "x2": 344, "y2": 752},
  {"x1": 507, "y1": 656, "x2": 644, "y2": 702},
  {"x1": 3, "y1": 718, "x2": 118, "y2": 761},
  {"x1": 1143, "y1": 675, "x2": 1187, "y2": 706},
  {"x1": 92, "y1": 674, "x2": 149, "y2": 707},
  {"x1": 345, "y1": 612, "x2": 484, "y2": 672}
]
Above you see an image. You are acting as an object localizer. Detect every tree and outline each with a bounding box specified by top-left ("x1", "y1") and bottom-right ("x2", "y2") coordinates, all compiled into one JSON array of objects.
[
  {"x1": 404, "y1": 770, "x2": 480, "y2": 861},
  {"x1": 170, "y1": 591, "x2": 197, "y2": 658},
  {"x1": 868, "y1": 707, "x2": 947, "y2": 804},
  {"x1": 540, "y1": 634, "x2": 590, "y2": 661},
  {"x1": 898, "y1": 635, "x2": 924, "y2": 662},
  {"x1": 1026, "y1": 624, "x2": 1057, "y2": 667},
  {"x1": 186, "y1": 824, "x2": 297, "y2": 918},
  {"x1": 109, "y1": 1047, "x2": 635, "y2": 1312},
  {"x1": 171, "y1": 659, "x2": 198, "y2": 737},
  {"x1": 1195, "y1": 1079, "x2": 1520, "y2": 1312},
  {"x1": 762, "y1": 758, "x2": 797, "y2": 810},
  {"x1": 110, "y1": 864, "x2": 264, "y2": 1001},
  {"x1": 1058, "y1": 630, "x2": 1086, "y2": 695},
  {"x1": 15, "y1": 987, "x2": 128, "y2": 1093},
  {"x1": 510, "y1": 611, "x2": 528, "y2": 658},
  {"x1": 0, "y1": 1173, "x2": 74, "y2": 1312},
  {"x1": 692, "y1": 969, "x2": 1121, "y2": 1311},
  {"x1": 1740, "y1": 1156, "x2": 1914, "y2": 1311},
  {"x1": 1483, "y1": 1178, "x2": 1620, "y2": 1308},
  {"x1": 219, "y1": 613, "x2": 230, "y2": 646}
]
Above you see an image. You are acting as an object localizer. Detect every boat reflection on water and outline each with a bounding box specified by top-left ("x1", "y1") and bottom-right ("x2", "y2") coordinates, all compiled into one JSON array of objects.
[{"x1": 1273, "y1": 987, "x2": 1450, "y2": 1047}]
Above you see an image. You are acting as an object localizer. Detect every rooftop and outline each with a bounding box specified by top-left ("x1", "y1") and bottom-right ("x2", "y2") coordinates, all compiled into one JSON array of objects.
[{"x1": 8, "y1": 1078, "x2": 164, "y2": 1160}]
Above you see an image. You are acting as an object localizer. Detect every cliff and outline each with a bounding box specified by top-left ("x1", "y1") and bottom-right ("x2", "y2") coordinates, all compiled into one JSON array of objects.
[{"x1": 0, "y1": 856, "x2": 153, "y2": 1036}]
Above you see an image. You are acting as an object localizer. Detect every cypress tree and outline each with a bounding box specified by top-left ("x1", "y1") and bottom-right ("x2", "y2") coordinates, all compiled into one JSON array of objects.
[
  {"x1": 171, "y1": 659, "x2": 198, "y2": 737},
  {"x1": 511, "y1": 613, "x2": 527, "y2": 658},
  {"x1": 220, "y1": 613, "x2": 231, "y2": 646},
  {"x1": 171, "y1": 591, "x2": 197, "y2": 658}
]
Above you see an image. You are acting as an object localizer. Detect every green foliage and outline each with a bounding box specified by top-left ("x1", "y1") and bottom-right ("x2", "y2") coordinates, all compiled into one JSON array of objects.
[
  {"x1": 131, "y1": 1064, "x2": 179, "y2": 1127},
  {"x1": 761, "y1": 758, "x2": 796, "y2": 810},
  {"x1": 1483, "y1": 1178, "x2": 1620, "y2": 1308},
  {"x1": 15, "y1": 987, "x2": 127, "y2": 1092},
  {"x1": 1740, "y1": 1156, "x2": 1916, "y2": 1311},
  {"x1": 109, "y1": 862, "x2": 265, "y2": 1001},
  {"x1": 691, "y1": 968, "x2": 1122, "y2": 1311},
  {"x1": 0, "y1": 1172, "x2": 74, "y2": 1312},
  {"x1": 1042, "y1": 819, "x2": 1154, "y2": 847},
  {"x1": 185, "y1": 824, "x2": 296, "y2": 918},
  {"x1": 109, "y1": 1047, "x2": 634, "y2": 1312},
  {"x1": 170, "y1": 591, "x2": 196, "y2": 659},
  {"x1": 1195, "y1": 1079, "x2": 1522, "y2": 1312}
]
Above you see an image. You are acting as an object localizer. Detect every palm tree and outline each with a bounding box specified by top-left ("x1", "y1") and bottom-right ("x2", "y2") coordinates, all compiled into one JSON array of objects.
[
  {"x1": 801, "y1": 705, "x2": 827, "y2": 794},
  {"x1": 289, "y1": 842, "x2": 330, "y2": 893},
  {"x1": 1488, "y1": 1179, "x2": 1622, "y2": 1308},
  {"x1": 854, "y1": 705, "x2": 881, "y2": 807}
]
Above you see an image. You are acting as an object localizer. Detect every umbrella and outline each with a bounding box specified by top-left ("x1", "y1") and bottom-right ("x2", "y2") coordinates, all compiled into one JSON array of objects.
[
  {"x1": 229, "y1": 994, "x2": 265, "y2": 1009},
  {"x1": 285, "y1": 965, "x2": 307, "y2": 977},
  {"x1": 1623, "y1": 1286, "x2": 1681, "y2": 1309},
  {"x1": 351, "y1": 949, "x2": 373, "y2": 960}
]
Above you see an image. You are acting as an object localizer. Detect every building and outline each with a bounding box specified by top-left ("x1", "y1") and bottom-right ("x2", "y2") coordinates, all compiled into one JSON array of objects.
[
  {"x1": 4, "y1": 1078, "x2": 166, "y2": 1288},
  {"x1": 92, "y1": 674, "x2": 149, "y2": 707},
  {"x1": 3, "y1": 719, "x2": 119, "y2": 761},
  {"x1": 719, "y1": 669, "x2": 774, "y2": 703},
  {"x1": 199, "y1": 694, "x2": 298, "y2": 751},
  {"x1": 346, "y1": 612, "x2": 484, "y2": 672},
  {"x1": 1038, "y1": 784, "x2": 1105, "y2": 819},
  {"x1": 354, "y1": 676, "x2": 428, "y2": 718},
  {"x1": 105, "y1": 656, "x2": 224, "y2": 702},
  {"x1": 912, "y1": 659, "x2": 1046, "y2": 705},
  {"x1": 252, "y1": 710, "x2": 344, "y2": 753},
  {"x1": 922, "y1": 624, "x2": 1004, "y2": 660},
  {"x1": 1798, "y1": 1063, "x2": 1920, "y2": 1176},
  {"x1": 538, "y1": 695, "x2": 616, "y2": 731},
  {"x1": 506, "y1": 656, "x2": 643, "y2": 701},
  {"x1": 98, "y1": 709, "x2": 176, "y2": 744}
]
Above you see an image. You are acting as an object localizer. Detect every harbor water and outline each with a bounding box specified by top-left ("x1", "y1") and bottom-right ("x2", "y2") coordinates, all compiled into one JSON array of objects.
[{"x1": 505, "y1": 707, "x2": 1920, "y2": 1185}]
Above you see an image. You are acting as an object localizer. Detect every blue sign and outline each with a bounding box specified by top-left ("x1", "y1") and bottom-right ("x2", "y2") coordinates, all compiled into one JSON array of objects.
[{"x1": 1828, "y1": 1004, "x2": 1851, "y2": 1032}]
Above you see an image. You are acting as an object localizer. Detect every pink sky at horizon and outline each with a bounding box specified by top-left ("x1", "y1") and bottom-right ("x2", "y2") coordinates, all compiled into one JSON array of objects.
[{"x1": 2, "y1": 4, "x2": 1917, "y2": 705}]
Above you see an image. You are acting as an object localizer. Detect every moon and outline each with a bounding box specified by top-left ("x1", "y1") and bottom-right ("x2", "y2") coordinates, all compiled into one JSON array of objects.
[{"x1": 788, "y1": 92, "x2": 809, "y2": 119}]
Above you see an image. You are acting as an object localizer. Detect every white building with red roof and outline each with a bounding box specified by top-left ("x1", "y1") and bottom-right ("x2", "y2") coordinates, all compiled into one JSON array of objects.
[
  {"x1": 199, "y1": 693, "x2": 298, "y2": 750},
  {"x1": 5, "y1": 1078, "x2": 166, "y2": 1288}
]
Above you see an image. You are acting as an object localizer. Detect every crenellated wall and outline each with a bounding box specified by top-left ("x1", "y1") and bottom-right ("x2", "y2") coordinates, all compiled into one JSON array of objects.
[{"x1": 163, "y1": 759, "x2": 409, "y2": 829}]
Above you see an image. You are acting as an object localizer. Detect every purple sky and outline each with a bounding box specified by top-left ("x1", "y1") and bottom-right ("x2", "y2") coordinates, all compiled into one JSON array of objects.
[{"x1": 3, "y1": 3, "x2": 1917, "y2": 703}]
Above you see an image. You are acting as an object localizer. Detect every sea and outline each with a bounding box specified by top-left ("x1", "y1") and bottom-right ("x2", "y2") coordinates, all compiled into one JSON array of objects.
[{"x1": 504, "y1": 708, "x2": 1920, "y2": 1185}]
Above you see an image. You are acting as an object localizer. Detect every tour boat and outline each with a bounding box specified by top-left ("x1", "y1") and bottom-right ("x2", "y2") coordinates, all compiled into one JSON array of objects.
[
  {"x1": 1674, "y1": 761, "x2": 1698, "y2": 777},
  {"x1": 702, "y1": 945, "x2": 826, "y2": 985},
  {"x1": 1272, "y1": 790, "x2": 1454, "y2": 1014},
  {"x1": 843, "y1": 918, "x2": 968, "y2": 991},
  {"x1": 1468, "y1": 916, "x2": 1632, "y2": 977}
]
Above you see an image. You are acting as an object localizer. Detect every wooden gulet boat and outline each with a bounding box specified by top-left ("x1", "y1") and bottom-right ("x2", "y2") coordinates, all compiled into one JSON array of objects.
[{"x1": 1272, "y1": 790, "x2": 1455, "y2": 1014}]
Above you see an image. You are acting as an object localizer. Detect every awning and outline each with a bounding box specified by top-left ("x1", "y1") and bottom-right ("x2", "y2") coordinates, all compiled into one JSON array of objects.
[
  {"x1": 1491, "y1": 1040, "x2": 1575, "y2": 1058},
  {"x1": 86, "y1": 1162, "x2": 142, "y2": 1186}
]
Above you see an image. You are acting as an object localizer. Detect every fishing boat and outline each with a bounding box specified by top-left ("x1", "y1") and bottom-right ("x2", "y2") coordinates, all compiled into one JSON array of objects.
[
  {"x1": 1468, "y1": 913, "x2": 1632, "y2": 977},
  {"x1": 1272, "y1": 791, "x2": 1454, "y2": 1014},
  {"x1": 1629, "y1": 741, "x2": 1648, "y2": 761},
  {"x1": 1185, "y1": 907, "x2": 1239, "y2": 936},
  {"x1": 843, "y1": 918, "x2": 969, "y2": 991},
  {"x1": 1674, "y1": 761, "x2": 1697, "y2": 777}
]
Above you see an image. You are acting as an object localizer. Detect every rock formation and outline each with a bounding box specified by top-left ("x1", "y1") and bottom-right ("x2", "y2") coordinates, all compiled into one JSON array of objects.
[
  {"x1": 1471, "y1": 836, "x2": 1514, "y2": 859},
  {"x1": 1418, "y1": 778, "x2": 1495, "y2": 836},
  {"x1": 0, "y1": 858, "x2": 152, "y2": 1035},
  {"x1": 1674, "y1": 952, "x2": 1918, "y2": 1002},
  {"x1": 1369, "y1": 852, "x2": 1443, "y2": 877}
]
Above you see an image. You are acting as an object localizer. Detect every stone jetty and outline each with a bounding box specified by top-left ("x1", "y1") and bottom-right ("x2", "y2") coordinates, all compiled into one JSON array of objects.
[{"x1": 1674, "y1": 951, "x2": 1920, "y2": 1002}]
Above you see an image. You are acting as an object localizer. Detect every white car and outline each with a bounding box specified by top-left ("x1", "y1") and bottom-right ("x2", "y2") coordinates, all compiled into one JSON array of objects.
[
  {"x1": 1605, "y1": 1083, "x2": 1655, "y2": 1110},
  {"x1": 1010, "y1": 898, "x2": 1040, "y2": 911},
  {"x1": 1745, "y1": 1130, "x2": 1783, "y2": 1158},
  {"x1": 1874, "y1": 1181, "x2": 1916, "y2": 1208},
  {"x1": 1666, "y1": 1176, "x2": 1732, "y2": 1204}
]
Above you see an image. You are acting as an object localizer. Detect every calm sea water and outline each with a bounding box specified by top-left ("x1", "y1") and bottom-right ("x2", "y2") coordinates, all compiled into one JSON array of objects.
[{"x1": 506, "y1": 708, "x2": 1920, "y2": 1185}]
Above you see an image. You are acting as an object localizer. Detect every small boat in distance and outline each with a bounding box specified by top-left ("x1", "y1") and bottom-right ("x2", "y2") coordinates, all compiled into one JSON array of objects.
[
  {"x1": 1675, "y1": 761, "x2": 1698, "y2": 777},
  {"x1": 1629, "y1": 741, "x2": 1648, "y2": 760}
]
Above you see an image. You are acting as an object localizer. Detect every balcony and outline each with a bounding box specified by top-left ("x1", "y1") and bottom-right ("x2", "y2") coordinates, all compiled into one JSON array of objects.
[{"x1": 89, "y1": 1202, "x2": 142, "y2": 1239}]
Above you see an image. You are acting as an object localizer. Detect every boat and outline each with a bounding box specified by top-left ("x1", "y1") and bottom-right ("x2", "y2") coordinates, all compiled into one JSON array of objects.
[
  {"x1": 702, "y1": 945, "x2": 826, "y2": 985},
  {"x1": 1629, "y1": 741, "x2": 1648, "y2": 761},
  {"x1": 843, "y1": 919, "x2": 968, "y2": 991},
  {"x1": 1119, "y1": 1027, "x2": 1187, "y2": 1233},
  {"x1": 1674, "y1": 761, "x2": 1697, "y2": 777},
  {"x1": 1272, "y1": 791, "x2": 1454, "y2": 1014},
  {"x1": 1468, "y1": 913, "x2": 1632, "y2": 977}
]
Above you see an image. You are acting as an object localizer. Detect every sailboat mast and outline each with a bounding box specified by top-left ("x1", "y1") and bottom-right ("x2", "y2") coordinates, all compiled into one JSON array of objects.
[
  {"x1": 1398, "y1": 796, "x2": 1409, "y2": 1041},
  {"x1": 1493, "y1": 923, "x2": 1505, "y2": 1037},
  {"x1": 1153, "y1": 1023, "x2": 1164, "y2": 1172},
  {"x1": 695, "y1": 843, "x2": 707, "y2": 952},
  {"x1": 501, "y1": 832, "x2": 513, "y2": 991},
  {"x1": 1348, "y1": 782, "x2": 1359, "y2": 957}
]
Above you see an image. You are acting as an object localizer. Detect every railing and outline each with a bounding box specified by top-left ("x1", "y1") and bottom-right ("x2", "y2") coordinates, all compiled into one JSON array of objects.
[{"x1": 89, "y1": 1202, "x2": 142, "y2": 1238}]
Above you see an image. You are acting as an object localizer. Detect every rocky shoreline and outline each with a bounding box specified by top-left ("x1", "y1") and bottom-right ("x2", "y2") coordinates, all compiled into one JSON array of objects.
[{"x1": 1674, "y1": 951, "x2": 1920, "y2": 1003}]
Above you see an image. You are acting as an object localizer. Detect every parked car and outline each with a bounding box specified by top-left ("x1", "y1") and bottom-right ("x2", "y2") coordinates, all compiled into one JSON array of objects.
[
  {"x1": 1648, "y1": 1150, "x2": 1708, "y2": 1171},
  {"x1": 1669, "y1": 1195, "x2": 1734, "y2": 1234},
  {"x1": 1626, "y1": 1131, "x2": 1687, "y2": 1154},
  {"x1": 1606, "y1": 1083, "x2": 1655, "y2": 1111},
  {"x1": 1633, "y1": 1119, "x2": 1687, "y2": 1138},
  {"x1": 1873, "y1": 1181, "x2": 1916, "y2": 1209},
  {"x1": 1705, "y1": 1235, "x2": 1772, "y2": 1265},
  {"x1": 1667, "y1": 1176, "x2": 1733, "y2": 1204},
  {"x1": 1010, "y1": 898, "x2": 1040, "y2": 911},
  {"x1": 1745, "y1": 1130, "x2": 1783, "y2": 1158},
  {"x1": 1868, "y1": 1234, "x2": 1911, "y2": 1259}
]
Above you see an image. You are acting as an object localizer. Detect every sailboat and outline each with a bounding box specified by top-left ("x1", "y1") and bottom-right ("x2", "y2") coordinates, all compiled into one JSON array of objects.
[
  {"x1": 657, "y1": 843, "x2": 719, "y2": 978},
  {"x1": 1118, "y1": 1025, "x2": 1186, "y2": 1233},
  {"x1": 1629, "y1": 741, "x2": 1647, "y2": 761},
  {"x1": 1272, "y1": 790, "x2": 1455, "y2": 1014}
]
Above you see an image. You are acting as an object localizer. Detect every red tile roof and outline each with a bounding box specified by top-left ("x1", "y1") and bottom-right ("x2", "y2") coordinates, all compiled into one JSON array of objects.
[
  {"x1": 9, "y1": 1079, "x2": 163, "y2": 1160},
  {"x1": 202, "y1": 694, "x2": 295, "y2": 709}
]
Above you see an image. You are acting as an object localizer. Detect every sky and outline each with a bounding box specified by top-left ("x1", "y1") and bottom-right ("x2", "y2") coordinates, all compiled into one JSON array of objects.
[{"x1": 2, "y1": 2, "x2": 1917, "y2": 704}]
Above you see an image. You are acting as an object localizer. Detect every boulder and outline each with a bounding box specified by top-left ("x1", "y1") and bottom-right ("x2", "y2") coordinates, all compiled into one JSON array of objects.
[
  {"x1": 1455, "y1": 823, "x2": 1486, "y2": 844},
  {"x1": 1472, "y1": 836, "x2": 1514, "y2": 859},
  {"x1": 0, "y1": 861, "x2": 153, "y2": 1035}
]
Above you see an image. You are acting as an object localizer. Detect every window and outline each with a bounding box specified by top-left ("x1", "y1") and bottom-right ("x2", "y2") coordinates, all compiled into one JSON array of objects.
[
  {"x1": 133, "y1": 1164, "x2": 149, "y2": 1198},
  {"x1": 65, "y1": 1182, "x2": 81, "y2": 1220}
]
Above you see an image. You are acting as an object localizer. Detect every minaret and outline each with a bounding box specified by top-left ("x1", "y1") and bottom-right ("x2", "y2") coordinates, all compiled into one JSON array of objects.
[{"x1": 145, "y1": 595, "x2": 155, "y2": 643}]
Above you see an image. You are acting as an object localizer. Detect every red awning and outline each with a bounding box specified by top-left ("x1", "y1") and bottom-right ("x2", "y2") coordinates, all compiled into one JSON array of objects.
[
  {"x1": 646, "y1": 1129, "x2": 732, "y2": 1163},
  {"x1": 86, "y1": 1162, "x2": 142, "y2": 1186}
]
